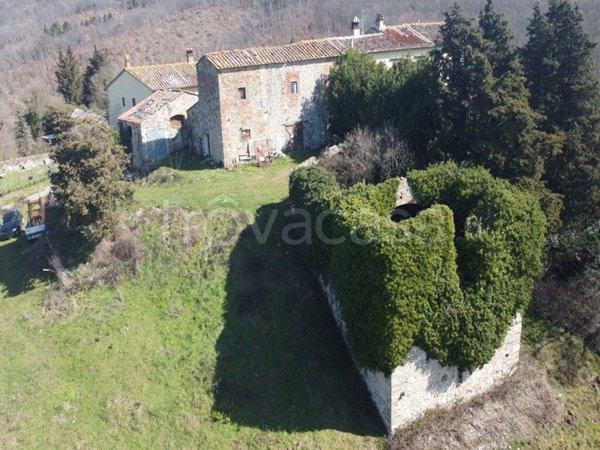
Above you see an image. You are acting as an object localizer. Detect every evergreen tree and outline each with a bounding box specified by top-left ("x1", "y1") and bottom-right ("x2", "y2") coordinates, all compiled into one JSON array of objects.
[
  {"x1": 479, "y1": 0, "x2": 519, "y2": 78},
  {"x1": 24, "y1": 93, "x2": 44, "y2": 139},
  {"x1": 55, "y1": 46, "x2": 83, "y2": 105},
  {"x1": 50, "y1": 119, "x2": 132, "y2": 241},
  {"x1": 325, "y1": 50, "x2": 393, "y2": 137},
  {"x1": 82, "y1": 46, "x2": 110, "y2": 108},
  {"x1": 391, "y1": 57, "x2": 444, "y2": 165},
  {"x1": 42, "y1": 104, "x2": 76, "y2": 139},
  {"x1": 14, "y1": 111, "x2": 32, "y2": 157},
  {"x1": 432, "y1": 4, "x2": 495, "y2": 164},
  {"x1": 432, "y1": 3, "x2": 554, "y2": 185},
  {"x1": 523, "y1": 0, "x2": 600, "y2": 222}
]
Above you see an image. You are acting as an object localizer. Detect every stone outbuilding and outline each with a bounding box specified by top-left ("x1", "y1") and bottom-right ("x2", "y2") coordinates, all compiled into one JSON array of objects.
[
  {"x1": 118, "y1": 90, "x2": 198, "y2": 169},
  {"x1": 187, "y1": 17, "x2": 442, "y2": 165}
]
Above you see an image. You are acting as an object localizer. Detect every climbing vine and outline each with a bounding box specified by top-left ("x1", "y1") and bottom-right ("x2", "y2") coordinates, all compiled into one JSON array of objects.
[{"x1": 289, "y1": 162, "x2": 546, "y2": 374}]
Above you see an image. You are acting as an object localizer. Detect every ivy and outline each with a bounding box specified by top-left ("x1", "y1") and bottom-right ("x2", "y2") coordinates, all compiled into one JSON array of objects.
[{"x1": 289, "y1": 162, "x2": 546, "y2": 375}]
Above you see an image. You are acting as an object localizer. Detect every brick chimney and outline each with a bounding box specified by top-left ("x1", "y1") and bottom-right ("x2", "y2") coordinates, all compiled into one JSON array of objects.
[
  {"x1": 375, "y1": 13, "x2": 385, "y2": 32},
  {"x1": 351, "y1": 16, "x2": 361, "y2": 36},
  {"x1": 186, "y1": 48, "x2": 194, "y2": 64},
  {"x1": 124, "y1": 53, "x2": 131, "y2": 68}
]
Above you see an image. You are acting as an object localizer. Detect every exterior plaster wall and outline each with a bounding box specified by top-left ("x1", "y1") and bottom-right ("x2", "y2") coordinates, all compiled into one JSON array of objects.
[
  {"x1": 371, "y1": 47, "x2": 432, "y2": 67},
  {"x1": 319, "y1": 277, "x2": 522, "y2": 434},
  {"x1": 108, "y1": 72, "x2": 154, "y2": 128}
]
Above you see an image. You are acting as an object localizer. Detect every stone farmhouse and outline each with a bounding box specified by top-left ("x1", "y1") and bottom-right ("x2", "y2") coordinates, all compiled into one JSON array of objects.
[
  {"x1": 187, "y1": 16, "x2": 442, "y2": 165},
  {"x1": 106, "y1": 50, "x2": 198, "y2": 129},
  {"x1": 118, "y1": 90, "x2": 198, "y2": 168}
]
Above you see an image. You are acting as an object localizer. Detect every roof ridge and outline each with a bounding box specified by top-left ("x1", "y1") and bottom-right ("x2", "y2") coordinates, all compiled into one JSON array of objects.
[
  {"x1": 405, "y1": 25, "x2": 433, "y2": 44},
  {"x1": 205, "y1": 21, "x2": 442, "y2": 57},
  {"x1": 126, "y1": 62, "x2": 194, "y2": 70}
]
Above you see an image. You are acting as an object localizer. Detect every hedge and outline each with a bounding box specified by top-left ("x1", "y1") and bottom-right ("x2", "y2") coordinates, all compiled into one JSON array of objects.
[{"x1": 288, "y1": 162, "x2": 546, "y2": 374}]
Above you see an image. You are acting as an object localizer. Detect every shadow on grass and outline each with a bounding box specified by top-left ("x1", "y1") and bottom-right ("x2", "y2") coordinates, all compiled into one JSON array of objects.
[
  {"x1": 214, "y1": 201, "x2": 384, "y2": 435},
  {"x1": 285, "y1": 148, "x2": 321, "y2": 164},
  {"x1": 0, "y1": 206, "x2": 93, "y2": 298},
  {"x1": 0, "y1": 237, "x2": 42, "y2": 297}
]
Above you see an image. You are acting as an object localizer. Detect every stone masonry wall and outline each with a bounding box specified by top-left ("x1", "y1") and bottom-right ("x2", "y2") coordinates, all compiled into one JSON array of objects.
[
  {"x1": 189, "y1": 59, "x2": 225, "y2": 161},
  {"x1": 129, "y1": 92, "x2": 198, "y2": 168},
  {"x1": 189, "y1": 47, "x2": 434, "y2": 164},
  {"x1": 217, "y1": 59, "x2": 332, "y2": 163},
  {"x1": 318, "y1": 276, "x2": 522, "y2": 434},
  {"x1": 0, "y1": 153, "x2": 51, "y2": 174}
]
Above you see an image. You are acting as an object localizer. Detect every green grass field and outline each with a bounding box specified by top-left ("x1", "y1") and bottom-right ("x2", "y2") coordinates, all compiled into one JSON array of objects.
[
  {"x1": 0, "y1": 159, "x2": 384, "y2": 449},
  {"x1": 0, "y1": 158, "x2": 598, "y2": 449},
  {"x1": 0, "y1": 165, "x2": 50, "y2": 210}
]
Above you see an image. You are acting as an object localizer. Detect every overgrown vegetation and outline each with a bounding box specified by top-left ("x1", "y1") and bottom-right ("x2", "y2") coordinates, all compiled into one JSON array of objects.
[
  {"x1": 289, "y1": 162, "x2": 546, "y2": 373},
  {"x1": 319, "y1": 125, "x2": 415, "y2": 188},
  {"x1": 323, "y1": 0, "x2": 600, "y2": 372},
  {"x1": 50, "y1": 119, "x2": 131, "y2": 241}
]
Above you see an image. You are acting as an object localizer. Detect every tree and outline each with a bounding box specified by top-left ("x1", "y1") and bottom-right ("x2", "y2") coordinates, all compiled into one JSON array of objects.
[
  {"x1": 82, "y1": 46, "x2": 110, "y2": 109},
  {"x1": 522, "y1": 0, "x2": 600, "y2": 222},
  {"x1": 55, "y1": 46, "x2": 83, "y2": 105},
  {"x1": 14, "y1": 111, "x2": 32, "y2": 157},
  {"x1": 325, "y1": 50, "x2": 393, "y2": 138},
  {"x1": 24, "y1": 93, "x2": 44, "y2": 139},
  {"x1": 431, "y1": 4, "x2": 495, "y2": 164},
  {"x1": 50, "y1": 120, "x2": 132, "y2": 241},
  {"x1": 42, "y1": 104, "x2": 75, "y2": 138},
  {"x1": 479, "y1": 0, "x2": 518, "y2": 78},
  {"x1": 391, "y1": 57, "x2": 444, "y2": 165},
  {"x1": 430, "y1": 3, "x2": 551, "y2": 184}
]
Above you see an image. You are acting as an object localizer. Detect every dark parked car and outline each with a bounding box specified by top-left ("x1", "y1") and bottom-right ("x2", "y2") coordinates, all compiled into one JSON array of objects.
[{"x1": 0, "y1": 208, "x2": 24, "y2": 240}]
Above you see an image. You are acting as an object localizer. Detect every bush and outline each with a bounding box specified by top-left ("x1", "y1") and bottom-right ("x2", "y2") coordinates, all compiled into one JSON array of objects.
[
  {"x1": 88, "y1": 228, "x2": 146, "y2": 287},
  {"x1": 319, "y1": 125, "x2": 415, "y2": 188},
  {"x1": 289, "y1": 162, "x2": 546, "y2": 374},
  {"x1": 143, "y1": 167, "x2": 182, "y2": 186}
]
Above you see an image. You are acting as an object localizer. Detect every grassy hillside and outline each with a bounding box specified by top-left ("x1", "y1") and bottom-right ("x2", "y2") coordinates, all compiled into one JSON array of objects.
[
  {"x1": 0, "y1": 158, "x2": 384, "y2": 449},
  {"x1": 0, "y1": 158, "x2": 598, "y2": 448}
]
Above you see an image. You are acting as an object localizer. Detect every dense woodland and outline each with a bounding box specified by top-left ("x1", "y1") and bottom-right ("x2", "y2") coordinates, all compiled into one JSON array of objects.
[{"x1": 1, "y1": 0, "x2": 600, "y2": 157}]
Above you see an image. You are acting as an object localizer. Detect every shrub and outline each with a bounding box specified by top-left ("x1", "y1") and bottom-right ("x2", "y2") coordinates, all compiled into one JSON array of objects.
[
  {"x1": 289, "y1": 162, "x2": 546, "y2": 374},
  {"x1": 319, "y1": 125, "x2": 415, "y2": 188},
  {"x1": 143, "y1": 167, "x2": 182, "y2": 186},
  {"x1": 88, "y1": 228, "x2": 146, "y2": 286}
]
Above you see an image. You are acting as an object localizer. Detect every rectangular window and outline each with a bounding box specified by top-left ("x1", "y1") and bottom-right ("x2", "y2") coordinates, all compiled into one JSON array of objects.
[
  {"x1": 241, "y1": 129, "x2": 251, "y2": 140},
  {"x1": 290, "y1": 81, "x2": 298, "y2": 94},
  {"x1": 238, "y1": 87, "x2": 247, "y2": 100},
  {"x1": 122, "y1": 97, "x2": 126, "y2": 106},
  {"x1": 132, "y1": 98, "x2": 136, "y2": 106}
]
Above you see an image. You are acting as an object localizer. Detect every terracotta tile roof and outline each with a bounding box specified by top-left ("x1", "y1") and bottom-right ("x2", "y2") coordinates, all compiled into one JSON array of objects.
[
  {"x1": 204, "y1": 22, "x2": 443, "y2": 70},
  {"x1": 119, "y1": 90, "x2": 197, "y2": 124},
  {"x1": 125, "y1": 63, "x2": 197, "y2": 90}
]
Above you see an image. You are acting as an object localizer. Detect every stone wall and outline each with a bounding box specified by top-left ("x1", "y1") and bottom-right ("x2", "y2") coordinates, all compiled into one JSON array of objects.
[
  {"x1": 318, "y1": 277, "x2": 522, "y2": 434},
  {"x1": 0, "y1": 153, "x2": 52, "y2": 175},
  {"x1": 219, "y1": 60, "x2": 333, "y2": 163},
  {"x1": 127, "y1": 93, "x2": 198, "y2": 168},
  {"x1": 188, "y1": 59, "x2": 226, "y2": 161}
]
